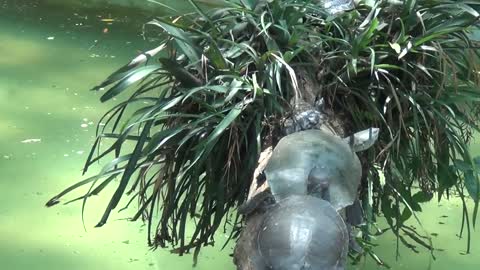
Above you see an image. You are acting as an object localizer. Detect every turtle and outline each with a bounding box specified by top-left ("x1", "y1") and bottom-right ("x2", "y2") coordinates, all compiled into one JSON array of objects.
[
  {"x1": 265, "y1": 129, "x2": 363, "y2": 211},
  {"x1": 257, "y1": 195, "x2": 349, "y2": 270},
  {"x1": 238, "y1": 128, "x2": 378, "y2": 255},
  {"x1": 344, "y1": 199, "x2": 365, "y2": 253},
  {"x1": 239, "y1": 128, "x2": 379, "y2": 214}
]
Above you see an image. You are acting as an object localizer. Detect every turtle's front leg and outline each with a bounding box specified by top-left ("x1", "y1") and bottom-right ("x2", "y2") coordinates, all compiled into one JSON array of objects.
[
  {"x1": 346, "y1": 223, "x2": 363, "y2": 253},
  {"x1": 238, "y1": 189, "x2": 275, "y2": 216}
]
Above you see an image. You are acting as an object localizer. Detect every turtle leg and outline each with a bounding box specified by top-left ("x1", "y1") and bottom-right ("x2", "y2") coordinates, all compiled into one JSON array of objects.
[
  {"x1": 346, "y1": 223, "x2": 363, "y2": 253},
  {"x1": 238, "y1": 189, "x2": 275, "y2": 216},
  {"x1": 233, "y1": 211, "x2": 270, "y2": 270},
  {"x1": 345, "y1": 199, "x2": 364, "y2": 226},
  {"x1": 346, "y1": 199, "x2": 364, "y2": 253}
]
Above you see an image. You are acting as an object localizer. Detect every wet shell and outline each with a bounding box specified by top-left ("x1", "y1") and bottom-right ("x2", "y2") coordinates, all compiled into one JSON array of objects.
[
  {"x1": 265, "y1": 129, "x2": 362, "y2": 211},
  {"x1": 257, "y1": 195, "x2": 349, "y2": 270}
]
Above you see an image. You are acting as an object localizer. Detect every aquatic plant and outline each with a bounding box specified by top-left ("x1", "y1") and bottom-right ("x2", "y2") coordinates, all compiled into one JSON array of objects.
[{"x1": 47, "y1": 0, "x2": 480, "y2": 266}]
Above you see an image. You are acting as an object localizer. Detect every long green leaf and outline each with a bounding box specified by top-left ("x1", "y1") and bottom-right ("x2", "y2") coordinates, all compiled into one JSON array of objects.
[
  {"x1": 146, "y1": 19, "x2": 201, "y2": 64},
  {"x1": 158, "y1": 58, "x2": 202, "y2": 87},
  {"x1": 95, "y1": 120, "x2": 154, "y2": 227},
  {"x1": 100, "y1": 65, "x2": 162, "y2": 102}
]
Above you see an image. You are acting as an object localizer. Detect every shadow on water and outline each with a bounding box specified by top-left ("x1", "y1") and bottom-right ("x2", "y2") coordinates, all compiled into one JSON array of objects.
[{"x1": 0, "y1": 1, "x2": 479, "y2": 270}]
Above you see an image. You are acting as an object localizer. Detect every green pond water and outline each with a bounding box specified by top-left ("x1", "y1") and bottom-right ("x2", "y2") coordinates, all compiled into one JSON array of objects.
[{"x1": 1, "y1": 1, "x2": 479, "y2": 270}]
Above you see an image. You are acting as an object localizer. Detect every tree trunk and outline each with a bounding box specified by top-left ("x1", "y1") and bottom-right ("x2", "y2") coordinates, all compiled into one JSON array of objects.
[
  {"x1": 233, "y1": 148, "x2": 273, "y2": 270},
  {"x1": 232, "y1": 67, "x2": 350, "y2": 270}
]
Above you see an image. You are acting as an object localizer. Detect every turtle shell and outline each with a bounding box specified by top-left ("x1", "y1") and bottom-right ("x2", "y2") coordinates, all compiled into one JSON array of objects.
[
  {"x1": 257, "y1": 195, "x2": 349, "y2": 270},
  {"x1": 265, "y1": 129, "x2": 361, "y2": 211}
]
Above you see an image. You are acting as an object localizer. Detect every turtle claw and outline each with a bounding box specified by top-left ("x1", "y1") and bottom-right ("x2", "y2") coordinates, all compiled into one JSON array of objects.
[{"x1": 349, "y1": 234, "x2": 364, "y2": 254}]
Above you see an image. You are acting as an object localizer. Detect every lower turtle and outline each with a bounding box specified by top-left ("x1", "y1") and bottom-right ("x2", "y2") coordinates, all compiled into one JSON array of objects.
[{"x1": 257, "y1": 195, "x2": 349, "y2": 270}]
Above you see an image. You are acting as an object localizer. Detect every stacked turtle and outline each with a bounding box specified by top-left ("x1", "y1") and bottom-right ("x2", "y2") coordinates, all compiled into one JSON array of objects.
[{"x1": 238, "y1": 128, "x2": 379, "y2": 270}]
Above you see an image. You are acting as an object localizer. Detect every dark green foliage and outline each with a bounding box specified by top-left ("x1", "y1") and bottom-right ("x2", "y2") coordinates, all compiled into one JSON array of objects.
[{"x1": 47, "y1": 0, "x2": 480, "y2": 264}]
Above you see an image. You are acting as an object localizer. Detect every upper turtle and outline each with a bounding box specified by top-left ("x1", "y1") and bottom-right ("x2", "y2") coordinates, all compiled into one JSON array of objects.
[{"x1": 264, "y1": 129, "x2": 362, "y2": 211}]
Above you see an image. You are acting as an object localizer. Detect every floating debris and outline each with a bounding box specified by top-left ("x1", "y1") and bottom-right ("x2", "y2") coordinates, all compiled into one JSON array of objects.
[
  {"x1": 76, "y1": 150, "x2": 84, "y2": 155},
  {"x1": 21, "y1": 138, "x2": 41, "y2": 143},
  {"x1": 82, "y1": 118, "x2": 88, "y2": 122},
  {"x1": 47, "y1": 36, "x2": 55, "y2": 40},
  {"x1": 64, "y1": 154, "x2": 69, "y2": 157},
  {"x1": 88, "y1": 39, "x2": 100, "y2": 50},
  {"x1": 80, "y1": 123, "x2": 88, "y2": 128}
]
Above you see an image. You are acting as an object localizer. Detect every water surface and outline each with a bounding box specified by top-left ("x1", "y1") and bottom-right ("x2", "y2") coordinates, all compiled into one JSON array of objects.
[
  {"x1": 0, "y1": 1, "x2": 479, "y2": 270},
  {"x1": 0, "y1": 2, "x2": 233, "y2": 270}
]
